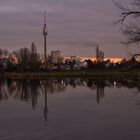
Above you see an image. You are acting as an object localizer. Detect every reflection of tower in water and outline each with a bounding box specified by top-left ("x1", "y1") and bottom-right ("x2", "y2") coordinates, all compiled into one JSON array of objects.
[
  {"x1": 42, "y1": 79, "x2": 66, "y2": 124},
  {"x1": 43, "y1": 80, "x2": 48, "y2": 124},
  {"x1": 96, "y1": 85, "x2": 105, "y2": 104}
]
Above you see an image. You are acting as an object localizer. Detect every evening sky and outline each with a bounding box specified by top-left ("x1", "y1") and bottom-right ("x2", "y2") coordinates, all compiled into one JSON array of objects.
[{"x1": 0, "y1": 0, "x2": 136, "y2": 58}]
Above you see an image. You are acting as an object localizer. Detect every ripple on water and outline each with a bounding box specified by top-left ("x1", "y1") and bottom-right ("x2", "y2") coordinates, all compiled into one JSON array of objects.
[{"x1": 0, "y1": 127, "x2": 48, "y2": 140}]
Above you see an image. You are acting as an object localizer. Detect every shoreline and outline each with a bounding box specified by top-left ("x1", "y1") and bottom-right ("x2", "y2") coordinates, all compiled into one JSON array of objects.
[{"x1": 0, "y1": 70, "x2": 140, "y2": 80}]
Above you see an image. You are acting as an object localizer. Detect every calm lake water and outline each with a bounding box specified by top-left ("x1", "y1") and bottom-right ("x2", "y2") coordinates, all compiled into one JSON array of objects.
[{"x1": 0, "y1": 77, "x2": 140, "y2": 140}]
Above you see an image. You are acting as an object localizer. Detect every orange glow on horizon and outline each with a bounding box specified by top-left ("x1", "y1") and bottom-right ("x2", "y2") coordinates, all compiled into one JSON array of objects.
[
  {"x1": 64, "y1": 56, "x2": 123, "y2": 63},
  {"x1": 81, "y1": 57, "x2": 123, "y2": 63}
]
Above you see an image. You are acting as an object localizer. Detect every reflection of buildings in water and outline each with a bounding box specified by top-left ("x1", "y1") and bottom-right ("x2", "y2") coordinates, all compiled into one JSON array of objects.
[
  {"x1": 69, "y1": 79, "x2": 76, "y2": 88},
  {"x1": 1, "y1": 78, "x2": 140, "y2": 109},
  {"x1": 46, "y1": 78, "x2": 66, "y2": 94},
  {"x1": 0, "y1": 78, "x2": 108, "y2": 106},
  {"x1": 86, "y1": 79, "x2": 96, "y2": 89},
  {"x1": 86, "y1": 79, "x2": 105, "y2": 104},
  {"x1": 96, "y1": 86, "x2": 105, "y2": 104},
  {"x1": 64, "y1": 78, "x2": 87, "y2": 88}
]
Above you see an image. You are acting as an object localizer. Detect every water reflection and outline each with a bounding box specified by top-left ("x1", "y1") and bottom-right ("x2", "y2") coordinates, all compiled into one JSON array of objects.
[
  {"x1": 0, "y1": 78, "x2": 140, "y2": 103},
  {"x1": 42, "y1": 80, "x2": 48, "y2": 124},
  {"x1": 0, "y1": 78, "x2": 140, "y2": 122}
]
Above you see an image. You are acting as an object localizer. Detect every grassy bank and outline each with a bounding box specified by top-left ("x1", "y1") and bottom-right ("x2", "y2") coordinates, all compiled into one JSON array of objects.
[{"x1": 0, "y1": 69, "x2": 140, "y2": 80}]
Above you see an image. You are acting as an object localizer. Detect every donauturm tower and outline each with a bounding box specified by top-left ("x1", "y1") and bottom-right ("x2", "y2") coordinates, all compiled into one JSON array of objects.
[{"x1": 43, "y1": 11, "x2": 48, "y2": 61}]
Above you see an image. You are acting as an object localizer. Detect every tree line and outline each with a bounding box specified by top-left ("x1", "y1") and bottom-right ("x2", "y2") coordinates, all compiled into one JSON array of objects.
[{"x1": 0, "y1": 42, "x2": 42, "y2": 72}]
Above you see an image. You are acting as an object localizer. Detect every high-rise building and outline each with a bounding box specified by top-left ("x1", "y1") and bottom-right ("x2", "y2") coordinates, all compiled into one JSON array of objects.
[
  {"x1": 96, "y1": 45, "x2": 104, "y2": 62},
  {"x1": 50, "y1": 51, "x2": 64, "y2": 64}
]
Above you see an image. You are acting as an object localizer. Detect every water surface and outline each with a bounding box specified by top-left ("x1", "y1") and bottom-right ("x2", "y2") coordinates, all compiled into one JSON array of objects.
[{"x1": 0, "y1": 78, "x2": 140, "y2": 140}]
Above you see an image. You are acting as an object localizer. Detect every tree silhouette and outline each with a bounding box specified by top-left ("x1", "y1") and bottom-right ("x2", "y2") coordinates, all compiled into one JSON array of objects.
[
  {"x1": 30, "y1": 42, "x2": 39, "y2": 64},
  {"x1": 115, "y1": 0, "x2": 140, "y2": 44}
]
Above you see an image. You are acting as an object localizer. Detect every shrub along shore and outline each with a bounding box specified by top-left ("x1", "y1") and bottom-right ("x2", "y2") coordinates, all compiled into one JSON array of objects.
[{"x1": 0, "y1": 69, "x2": 140, "y2": 80}]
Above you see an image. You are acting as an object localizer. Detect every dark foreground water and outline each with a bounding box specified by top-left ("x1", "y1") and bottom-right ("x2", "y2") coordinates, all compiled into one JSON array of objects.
[{"x1": 0, "y1": 78, "x2": 140, "y2": 140}]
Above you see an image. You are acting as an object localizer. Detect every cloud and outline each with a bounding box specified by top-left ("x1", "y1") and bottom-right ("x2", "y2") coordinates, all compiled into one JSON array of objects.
[
  {"x1": 0, "y1": 0, "x2": 127, "y2": 57},
  {"x1": 50, "y1": 41, "x2": 97, "y2": 48}
]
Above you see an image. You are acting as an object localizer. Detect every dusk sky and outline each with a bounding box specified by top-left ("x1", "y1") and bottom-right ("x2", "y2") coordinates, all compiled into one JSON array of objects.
[{"x1": 0, "y1": 0, "x2": 136, "y2": 58}]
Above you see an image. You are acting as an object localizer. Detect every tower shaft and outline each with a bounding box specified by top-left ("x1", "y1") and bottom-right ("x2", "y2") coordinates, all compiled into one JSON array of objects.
[
  {"x1": 44, "y1": 34, "x2": 47, "y2": 61},
  {"x1": 43, "y1": 11, "x2": 48, "y2": 62}
]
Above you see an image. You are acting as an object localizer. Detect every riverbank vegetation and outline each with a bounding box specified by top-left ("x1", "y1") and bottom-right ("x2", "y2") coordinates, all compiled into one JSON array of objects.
[
  {"x1": 1, "y1": 41, "x2": 140, "y2": 76},
  {"x1": 0, "y1": 69, "x2": 140, "y2": 81}
]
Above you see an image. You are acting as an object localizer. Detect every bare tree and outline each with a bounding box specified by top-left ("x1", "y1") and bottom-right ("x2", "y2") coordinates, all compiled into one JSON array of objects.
[
  {"x1": 14, "y1": 47, "x2": 30, "y2": 65},
  {"x1": 3, "y1": 49, "x2": 8, "y2": 58},
  {"x1": 114, "y1": 0, "x2": 140, "y2": 44},
  {"x1": 30, "y1": 42, "x2": 40, "y2": 64},
  {"x1": 0, "y1": 49, "x2": 2, "y2": 58}
]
